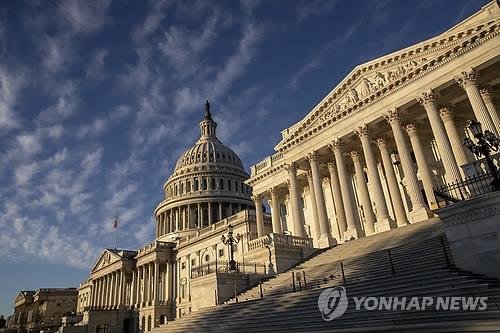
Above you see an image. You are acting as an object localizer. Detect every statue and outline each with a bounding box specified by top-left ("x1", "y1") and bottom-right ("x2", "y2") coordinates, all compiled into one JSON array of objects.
[{"x1": 204, "y1": 100, "x2": 212, "y2": 120}]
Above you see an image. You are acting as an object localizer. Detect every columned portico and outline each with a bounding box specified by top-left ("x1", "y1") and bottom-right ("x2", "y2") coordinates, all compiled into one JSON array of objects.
[
  {"x1": 326, "y1": 162, "x2": 348, "y2": 236},
  {"x1": 480, "y1": 87, "x2": 500, "y2": 134}
]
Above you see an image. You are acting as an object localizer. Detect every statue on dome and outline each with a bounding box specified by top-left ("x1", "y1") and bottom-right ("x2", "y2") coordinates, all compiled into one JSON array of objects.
[{"x1": 204, "y1": 100, "x2": 212, "y2": 120}]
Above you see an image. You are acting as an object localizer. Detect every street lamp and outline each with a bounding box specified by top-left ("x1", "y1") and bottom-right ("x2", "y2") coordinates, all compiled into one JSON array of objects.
[
  {"x1": 263, "y1": 235, "x2": 276, "y2": 275},
  {"x1": 464, "y1": 120, "x2": 500, "y2": 190},
  {"x1": 221, "y1": 224, "x2": 241, "y2": 272}
]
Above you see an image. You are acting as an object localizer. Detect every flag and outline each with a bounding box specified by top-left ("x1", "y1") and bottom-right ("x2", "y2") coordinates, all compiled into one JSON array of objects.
[{"x1": 113, "y1": 219, "x2": 118, "y2": 229}]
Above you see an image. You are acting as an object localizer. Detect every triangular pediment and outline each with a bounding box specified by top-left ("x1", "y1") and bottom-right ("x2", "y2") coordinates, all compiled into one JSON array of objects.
[
  {"x1": 91, "y1": 249, "x2": 122, "y2": 273},
  {"x1": 275, "y1": 1, "x2": 500, "y2": 151}
]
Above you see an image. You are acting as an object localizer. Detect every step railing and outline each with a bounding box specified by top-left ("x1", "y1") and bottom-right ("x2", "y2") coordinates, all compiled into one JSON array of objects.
[{"x1": 226, "y1": 235, "x2": 456, "y2": 304}]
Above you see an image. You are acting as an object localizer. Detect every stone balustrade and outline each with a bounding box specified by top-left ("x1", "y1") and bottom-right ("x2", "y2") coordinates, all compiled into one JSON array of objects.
[{"x1": 247, "y1": 233, "x2": 313, "y2": 251}]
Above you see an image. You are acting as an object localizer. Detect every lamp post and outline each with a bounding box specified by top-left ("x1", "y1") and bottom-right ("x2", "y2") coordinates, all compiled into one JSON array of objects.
[
  {"x1": 221, "y1": 224, "x2": 241, "y2": 272},
  {"x1": 464, "y1": 120, "x2": 500, "y2": 190},
  {"x1": 263, "y1": 235, "x2": 276, "y2": 275}
]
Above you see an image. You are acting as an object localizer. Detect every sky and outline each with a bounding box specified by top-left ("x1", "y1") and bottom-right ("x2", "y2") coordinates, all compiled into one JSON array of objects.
[{"x1": 0, "y1": 0, "x2": 490, "y2": 316}]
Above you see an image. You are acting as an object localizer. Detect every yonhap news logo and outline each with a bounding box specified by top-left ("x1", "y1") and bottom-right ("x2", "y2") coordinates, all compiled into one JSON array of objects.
[
  {"x1": 317, "y1": 287, "x2": 488, "y2": 321},
  {"x1": 317, "y1": 286, "x2": 348, "y2": 321}
]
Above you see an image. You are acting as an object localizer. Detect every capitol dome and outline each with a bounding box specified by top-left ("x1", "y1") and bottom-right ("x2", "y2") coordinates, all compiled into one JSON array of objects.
[{"x1": 154, "y1": 101, "x2": 253, "y2": 238}]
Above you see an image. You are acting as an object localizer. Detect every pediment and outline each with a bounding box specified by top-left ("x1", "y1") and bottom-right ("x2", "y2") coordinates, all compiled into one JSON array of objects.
[
  {"x1": 275, "y1": 2, "x2": 500, "y2": 151},
  {"x1": 91, "y1": 249, "x2": 122, "y2": 273}
]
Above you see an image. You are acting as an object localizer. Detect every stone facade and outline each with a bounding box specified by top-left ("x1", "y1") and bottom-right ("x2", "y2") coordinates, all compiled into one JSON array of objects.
[{"x1": 8, "y1": 289, "x2": 77, "y2": 333}]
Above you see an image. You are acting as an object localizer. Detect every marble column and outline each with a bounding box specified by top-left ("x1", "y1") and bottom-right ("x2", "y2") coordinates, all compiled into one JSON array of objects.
[
  {"x1": 200, "y1": 204, "x2": 205, "y2": 228},
  {"x1": 356, "y1": 124, "x2": 394, "y2": 231},
  {"x1": 307, "y1": 152, "x2": 334, "y2": 246},
  {"x1": 305, "y1": 171, "x2": 320, "y2": 241},
  {"x1": 154, "y1": 262, "x2": 159, "y2": 303},
  {"x1": 285, "y1": 163, "x2": 307, "y2": 237},
  {"x1": 131, "y1": 269, "x2": 136, "y2": 306},
  {"x1": 404, "y1": 123, "x2": 438, "y2": 210},
  {"x1": 439, "y1": 106, "x2": 468, "y2": 177},
  {"x1": 269, "y1": 187, "x2": 282, "y2": 234},
  {"x1": 253, "y1": 194, "x2": 265, "y2": 237},
  {"x1": 349, "y1": 150, "x2": 376, "y2": 235},
  {"x1": 480, "y1": 87, "x2": 500, "y2": 135},
  {"x1": 417, "y1": 90, "x2": 462, "y2": 183},
  {"x1": 208, "y1": 202, "x2": 213, "y2": 225},
  {"x1": 455, "y1": 69, "x2": 498, "y2": 135},
  {"x1": 326, "y1": 162, "x2": 348, "y2": 237},
  {"x1": 374, "y1": 138, "x2": 409, "y2": 227},
  {"x1": 330, "y1": 139, "x2": 361, "y2": 240},
  {"x1": 385, "y1": 109, "x2": 430, "y2": 222}
]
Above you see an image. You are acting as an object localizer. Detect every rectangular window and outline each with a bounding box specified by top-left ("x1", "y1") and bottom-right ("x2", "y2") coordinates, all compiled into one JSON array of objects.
[
  {"x1": 219, "y1": 179, "x2": 224, "y2": 190},
  {"x1": 228, "y1": 179, "x2": 232, "y2": 191},
  {"x1": 191, "y1": 258, "x2": 196, "y2": 267},
  {"x1": 218, "y1": 249, "x2": 224, "y2": 257},
  {"x1": 211, "y1": 178, "x2": 216, "y2": 190}
]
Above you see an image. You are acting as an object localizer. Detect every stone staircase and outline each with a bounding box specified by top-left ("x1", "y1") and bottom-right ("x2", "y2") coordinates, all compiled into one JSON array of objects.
[{"x1": 154, "y1": 219, "x2": 500, "y2": 332}]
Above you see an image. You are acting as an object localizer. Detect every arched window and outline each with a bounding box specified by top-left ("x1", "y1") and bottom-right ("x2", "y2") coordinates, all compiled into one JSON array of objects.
[
  {"x1": 194, "y1": 179, "x2": 199, "y2": 191},
  {"x1": 186, "y1": 180, "x2": 191, "y2": 193},
  {"x1": 180, "y1": 182, "x2": 184, "y2": 194},
  {"x1": 174, "y1": 184, "x2": 178, "y2": 196},
  {"x1": 235, "y1": 180, "x2": 238, "y2": 192},
  {"x1": 219, "y1": 179, "x2": 224, "y2": 190},
  {"x1": 202, "y1": 177, "x2": 207, "y2": 190},
  {"x1": 147, "y1": 315, "x2": 152, "y2": 332},
  {"x1": 228, "y1": 179, "x2": 232, "y2": 191}
]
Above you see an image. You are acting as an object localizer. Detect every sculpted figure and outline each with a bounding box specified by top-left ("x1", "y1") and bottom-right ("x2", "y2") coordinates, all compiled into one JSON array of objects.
[
  {"x1": 360, "y1": 77, "x2": 376, "y2": 96},
  {"x1": 346, "y1": 88, "x2": 359, "y2": 103},
  {"x1": 374, "y1": 72, "x2": 386, "y2": 88}
]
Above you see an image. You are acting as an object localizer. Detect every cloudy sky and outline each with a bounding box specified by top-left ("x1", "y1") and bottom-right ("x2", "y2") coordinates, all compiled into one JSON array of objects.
[{"x1": 0, "y1": 0, "x2": 488, "y2": 316}]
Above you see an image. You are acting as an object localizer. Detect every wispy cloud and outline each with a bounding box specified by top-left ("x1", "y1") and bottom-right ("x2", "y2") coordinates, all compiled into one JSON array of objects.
[
  {"x1": 0, "y1": 66, "x2": 25, "y2": 129},
  {"x1": 58, "y1": 0, "x2": 112, "y2": 34}
]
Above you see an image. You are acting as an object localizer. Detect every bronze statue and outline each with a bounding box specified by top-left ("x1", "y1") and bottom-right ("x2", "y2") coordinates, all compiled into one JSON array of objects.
[{"x1": 204, "y1": 100, "x2": 212, "y2": 120}]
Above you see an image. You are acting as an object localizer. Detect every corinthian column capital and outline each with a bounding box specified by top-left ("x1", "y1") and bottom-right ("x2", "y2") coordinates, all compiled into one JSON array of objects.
[
  {"x1": 355, "y1": 124, "x2": 370, "y2": 138},
  {"x1": 326, "y1": 162, "x2": 336, "y2": 171},
  {"x1": 479, "y1": 86, "x2": 493, "y2": 100},
  {"x1": 329, "y1": 138, "x2": 343, "y2": 151},
  {"x1": 251, "y1": 194, "x2": 262, "y2": 202},
  {"x1": 306, "y1": 151, "x2": 318, "y2": 162},
  {"x1": 285, "y1": 162, "x2": 297, "y2": 174},
  {"x1": 403, "y1": 123, "x2": 418, "y2": 136},
  {"x1": 439, "y1": 106, "x2": 454, "y2": 122},
  {"x1": 454, "y1": 68, "x2": 478, "y2": 89},
  {"x1": 348, "y1": 150, "x2": 360, "y2": 160},
  {"x1": 385, "y1": 108, "x2": 400, "y2": 124},
  {"x1": 417, "y1": 89, "x2": 437, "y2": 106},
  {"x1": 373, "y1": 137, "x2": 387, "y2": 148}
]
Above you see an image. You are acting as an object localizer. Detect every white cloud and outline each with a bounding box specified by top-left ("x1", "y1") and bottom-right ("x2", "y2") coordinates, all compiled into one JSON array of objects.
[
  {"x1": 205, "y1": 23, "x2": 262, "y2": 99},
  {"x1": 159, "y1": 12, "x2": 219, "y2": 76},
  {"x1": 0, "y1": 65, "x2": 25, "y2": 129},
  {"x1": 15, "y1": 162, "x2": 40, "y2": 186},
  {"x1": 17, "y1": 134, "x2": 42, "y2": 155},
  {"x1": 58, "y1": 0, "x2": 112, "y2": 34},
  {"x1": 37, "y1": 81, "x2": 78, "y2": 123},
  {"x1": 132, "y1": 0, "x2": 172, "y2": 42}
]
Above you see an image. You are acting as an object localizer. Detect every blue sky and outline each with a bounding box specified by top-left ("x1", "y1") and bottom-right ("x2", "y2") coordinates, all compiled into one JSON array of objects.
[{"x1": 0, "y1": 0, "x2": 489, "y2": 316}]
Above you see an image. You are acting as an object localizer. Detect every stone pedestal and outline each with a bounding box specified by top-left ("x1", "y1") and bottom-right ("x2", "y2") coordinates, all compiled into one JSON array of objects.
[{"x1": 436, "y1": 191, "x2": 500, "y2": 279}]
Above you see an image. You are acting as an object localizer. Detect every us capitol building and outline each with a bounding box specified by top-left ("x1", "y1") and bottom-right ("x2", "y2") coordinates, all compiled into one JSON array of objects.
[{"x1": 74, "y1": 2, "x2": 500, "y2": 333}]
